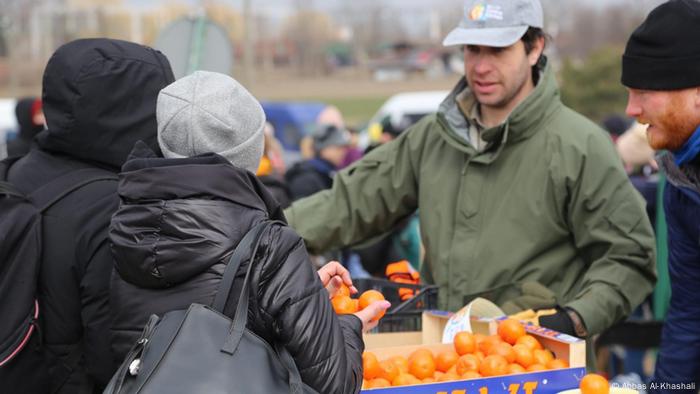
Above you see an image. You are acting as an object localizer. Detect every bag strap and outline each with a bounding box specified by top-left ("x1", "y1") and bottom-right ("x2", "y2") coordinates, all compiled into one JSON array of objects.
[
  {"x1": 214, "y1": 220, "x2": 304, "y2": 392},
  {"x1": 29, "y1": 168, "x2": 118, "y2": 212},
  {"x1": 212, "y1": 220, "x2": 278, "y2": 313},
  {"x1": 219, "y1": 220, "x2": 277, "y2": 353}
]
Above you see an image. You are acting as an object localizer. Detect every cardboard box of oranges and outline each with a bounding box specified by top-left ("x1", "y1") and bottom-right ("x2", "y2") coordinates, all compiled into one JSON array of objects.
[{"x1": 361, "y1": 310, "x2": 586, "y2": 393}]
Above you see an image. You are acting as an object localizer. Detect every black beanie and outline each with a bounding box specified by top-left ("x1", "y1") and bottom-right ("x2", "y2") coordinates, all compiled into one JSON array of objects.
[{"x1": 622, "y1": 0, "x2": 700, "y2": 90}]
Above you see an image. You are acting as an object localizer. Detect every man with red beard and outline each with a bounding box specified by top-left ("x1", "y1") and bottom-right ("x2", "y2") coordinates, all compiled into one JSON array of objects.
[{"x1": 623, "y1": 0, "x2": 700, "y2": 390}]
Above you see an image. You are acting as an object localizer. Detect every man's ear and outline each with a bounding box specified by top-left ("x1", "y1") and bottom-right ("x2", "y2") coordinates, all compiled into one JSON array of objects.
[{"x1": 527, "y1": 36, "x2": 545, "y2": 67}]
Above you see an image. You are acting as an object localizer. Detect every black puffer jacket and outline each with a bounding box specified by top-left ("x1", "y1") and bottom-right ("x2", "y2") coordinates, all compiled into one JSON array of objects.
[
  {"x1": 4, "y1": 39, "x2": 174, "y2": 394},
  {"x1": 109, "y1": 144, "x2": 364, "y2": 394}
]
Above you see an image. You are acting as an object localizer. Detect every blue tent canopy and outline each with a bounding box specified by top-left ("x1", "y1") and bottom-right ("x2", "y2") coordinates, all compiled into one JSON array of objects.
[{"x1": 261, "y1": 101, "x2": 326, "y2": 151}]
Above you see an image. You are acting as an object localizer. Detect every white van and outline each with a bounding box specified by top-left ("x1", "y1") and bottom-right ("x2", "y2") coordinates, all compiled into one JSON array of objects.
[{"x1": 360, "y1": 90, "x2": 448, "y2": 148}]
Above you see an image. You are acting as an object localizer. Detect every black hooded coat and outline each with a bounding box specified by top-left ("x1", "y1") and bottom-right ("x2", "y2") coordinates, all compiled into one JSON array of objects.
[
  {"x1": 3, "y1": 38, "x2": 174, "y2": 394},
  {"x1": 109, "y1": 144, "x2": 365, "y2": 394}
]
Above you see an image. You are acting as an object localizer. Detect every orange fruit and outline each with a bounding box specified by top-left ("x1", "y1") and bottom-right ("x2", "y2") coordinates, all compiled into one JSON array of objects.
[
  {"x1": 526, "y1": 364, "x2": 548, "y2": 372},
  {"x1": 580, "y1": 374, "x2": 610, "y2": 394},
  {"x1": 461, "y1": 371, "x2": 482, "y2": 379},
  {"x1": 512, "y1": 344, "x2": 535, "y2": 368},
  {"x1": 456, "y1": 354, "x2": 481, "y2": 375},
  {"x1": 479, "y1": 335, "x2": 503, "y2": 354},
  {"x1": 479, "y1": 355, "x2": 508, "y2": 377},
  {"x1": 508, "y1": 363, "x2": 527, "y2": 374},
  {"x1": 446, "y1": 365, "x2": 458, "y2": 375},
  {"x1": 433, "y1": 371, "x2": 444, "y2": 380},
  {"x1": 473, "y1": 333, "x2": 486, "y2": 347},
  {"x1": 498, "y1": 319, "x2": 527, "y2": 345},
  {"x1": 488, "y1": 342, "x2": 516, "y2": 364},
  {"x1": 363, "y1": 352, "x2": 382, "y2": 380},
  {"x1": 516, "y1": 335, "x2": 543, "y2": 350},
  {"x1": 365, "y1": 378, "x2": 391, "y2": 388},
  {"x1": 388, "y1": 356, "x2": 409, "y2": 373},
  {"x1": 453, "y1": 331, "x2": 477, "y2": 355},
  {"x1": 408, "y1": 348, "x2": 434, "y2": 361},
  {"x1": 422, "y1": 377, "x2": 436, "y2": 383},
  {"x1": 358, "y1": 290, "x2": 386, "y2": 321},
  {"x1": 378, "y1": 360, "x2": 400, "y2": 383},
  {"x1": 436, "y1": 372, "x2": 460, "y2": 382},
  {"x1": 337, "y1": 284, "x2": 351, "y2": 297},
  {"x1": 331, "y1": 295, "x2": 357, "y2": 314},
  {"x1": 392, "y1": 373, "x2": 420, "y2": 387},
  {"x1": 547, "y1": 359, "x2": 569, "y2": 370},
  {"x1": 474, "y1": 351, "x2": 486, "y2": 362},
  {"x1": 408, "y1": 350, "x2": 436, "y2": 379},
  {"x1": 532, "y1": 349, "x2": 555, "y2": 366},
  {"x1": 435, "y1": 349, "x2": 460, "y2": 373}
]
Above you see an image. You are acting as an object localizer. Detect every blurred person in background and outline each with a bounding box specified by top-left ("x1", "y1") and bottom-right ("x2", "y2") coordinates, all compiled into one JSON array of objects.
[
  {"x1": 7, "y1": 97, "x2": 44, "y2": 157},
  {"x1": 622, "y1": 0, "x2": 700, "y2": 389},
  {"x1": 0, "y1": 38, "x2": 174, "y2": 394},
  {"x1": 257, "y1": 122, "x2": 292, "y2": 208},
  {"x1": 285, "y1": 0, "x2": 656, "y2": 359},
  {"x1": 285, "y1": 124, "x2": 351, "y2": 201}
]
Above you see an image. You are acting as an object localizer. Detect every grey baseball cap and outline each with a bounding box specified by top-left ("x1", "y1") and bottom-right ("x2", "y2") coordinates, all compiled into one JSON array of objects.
[{"x1": 443, "y1": 0, "x2": 543, "y2": 48}]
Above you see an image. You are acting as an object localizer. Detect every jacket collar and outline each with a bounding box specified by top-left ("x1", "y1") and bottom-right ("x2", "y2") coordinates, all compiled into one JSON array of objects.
[
  {"x1": 437, "y1": 58, "x2": 562, "y2": 159},
  {"x1": 673, "y1": 125, "x2": 700, "y2": 166},
  {"x1": 119, "y1": 142, "x2": 285, "y2": 221}
]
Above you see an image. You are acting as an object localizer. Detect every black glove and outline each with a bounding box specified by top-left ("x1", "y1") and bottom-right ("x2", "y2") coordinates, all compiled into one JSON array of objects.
[{"x1": 538, "y1": 307, "x2": 578, "y2": 337}]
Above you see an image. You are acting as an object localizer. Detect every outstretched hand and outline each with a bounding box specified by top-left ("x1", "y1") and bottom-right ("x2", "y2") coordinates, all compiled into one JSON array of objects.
[
  {"x1": 354, "y1": 301, "x2": 391, "y2": 332},
  {"x1": 317, "y1": 261, "x2": 358, "y2": 298}
]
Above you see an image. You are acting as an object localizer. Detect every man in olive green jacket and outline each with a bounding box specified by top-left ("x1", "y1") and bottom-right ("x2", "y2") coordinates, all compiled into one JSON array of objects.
[{"x1": 285, "y1": 0, "x2": 655, "y2": 340}]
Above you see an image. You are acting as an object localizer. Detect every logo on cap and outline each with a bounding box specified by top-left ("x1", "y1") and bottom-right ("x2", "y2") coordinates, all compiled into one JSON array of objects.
[{"x1": 467, "y1": 3, "x2": 504, "y2": 21}]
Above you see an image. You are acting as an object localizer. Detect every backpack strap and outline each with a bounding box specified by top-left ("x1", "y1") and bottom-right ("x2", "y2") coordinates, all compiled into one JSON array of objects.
[{"x1": 28, "y1": 168, "x2": 118, "y2": 212}]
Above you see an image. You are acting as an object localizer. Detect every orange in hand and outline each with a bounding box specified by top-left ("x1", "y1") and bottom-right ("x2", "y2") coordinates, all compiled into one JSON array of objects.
[
  {"x1": 331, "y1": 295, "x2": 357, "y2": 314},
  {"x1": 358, "y1": 290, "x2": 386, "y2": 321},
  {"x1": 336, "y1": 284, "x2": 351, "y2": 297},
  {"x1": 580, "y1": 374, "x2": 610, "y2": 394}
]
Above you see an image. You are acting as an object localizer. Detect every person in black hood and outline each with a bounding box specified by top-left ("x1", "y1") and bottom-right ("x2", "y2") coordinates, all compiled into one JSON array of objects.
[
  {"x1": 3, "y1": 38, "x2": 174, "y2": 394},
  {"x1": 7, "y1": 97, "x2": 44, "y2": 157},
  {"x1": 109, "y1": 71, "x2": 389, "y2": 394}
]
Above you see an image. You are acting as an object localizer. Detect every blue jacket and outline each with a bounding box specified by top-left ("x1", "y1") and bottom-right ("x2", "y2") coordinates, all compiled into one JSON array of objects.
[{"x1": 653, "y1": 154, "x2": 700, "y2": 391}]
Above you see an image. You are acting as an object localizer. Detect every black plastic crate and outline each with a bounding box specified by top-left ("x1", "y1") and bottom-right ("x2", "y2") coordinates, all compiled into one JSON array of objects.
[{"x1": 353, "y1": 278, "x2": 438, "y2": 333}]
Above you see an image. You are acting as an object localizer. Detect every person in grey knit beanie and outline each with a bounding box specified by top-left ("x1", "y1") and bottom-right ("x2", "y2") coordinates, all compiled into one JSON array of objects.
[{"x1": 157, "y1": 70, "x2": 266, "y2": 172}]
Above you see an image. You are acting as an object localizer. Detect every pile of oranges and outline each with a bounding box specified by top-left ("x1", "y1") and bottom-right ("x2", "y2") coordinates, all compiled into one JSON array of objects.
[
  {"x1": 332, "y1": 286, "x2": 386, "y2": 322},
  {"x1": 362, "y1": 319, "x2": 571, "y2": 389}
]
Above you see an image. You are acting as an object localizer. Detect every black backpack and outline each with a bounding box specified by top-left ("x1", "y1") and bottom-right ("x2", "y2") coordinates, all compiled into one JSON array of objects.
[{"x1": 0, "y1": 157, "x2": 117, "y2": 389}]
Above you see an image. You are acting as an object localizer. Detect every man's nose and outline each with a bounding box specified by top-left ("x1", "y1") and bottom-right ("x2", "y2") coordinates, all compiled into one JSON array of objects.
[{"x1": 625, "y1": 93, "x2": 642, "y2": 118}]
